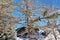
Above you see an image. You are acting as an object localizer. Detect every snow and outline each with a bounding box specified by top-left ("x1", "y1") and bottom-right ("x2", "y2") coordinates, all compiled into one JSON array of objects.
[
  {"x1": 16, "y1": 37, "x2": 23, "y2": 40},
  {"x1": 44, "y1": 28, "x2": 60, "y2": 40},
  {"x1": 16, "y1": 37, "x2": 28, "y2": 40},
  {"x1": 16, "y1": 28, "x2": 60, "y2": 40}
]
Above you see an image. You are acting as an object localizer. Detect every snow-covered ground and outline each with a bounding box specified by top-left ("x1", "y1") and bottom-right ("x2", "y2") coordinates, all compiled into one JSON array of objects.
[
  {"x1": 16, "y1": 37, "x2": 22, "y2": 40},
  {"x1": 16, "y1": 28, "x2": 60, "y2": 40},
  {"x1": 44, "y1": 28, "x2": 60, "y2": 40},
  {"x1": 16, "y1": 37, "x2": 28, "y2": 40}
]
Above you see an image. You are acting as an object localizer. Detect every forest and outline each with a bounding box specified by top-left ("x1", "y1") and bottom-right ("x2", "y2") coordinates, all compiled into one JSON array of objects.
[{"x1": 0, "y1": 0, "x2": 60, "y2": 40}]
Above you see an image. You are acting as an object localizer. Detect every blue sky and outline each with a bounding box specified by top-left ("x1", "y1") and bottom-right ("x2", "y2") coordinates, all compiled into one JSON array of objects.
[
  {"x1": 13, "y1": 0, "x2": 60, "y2": 7},
  {"x1": 13, "y1": 0, "x2": 60, "y2": 29}
]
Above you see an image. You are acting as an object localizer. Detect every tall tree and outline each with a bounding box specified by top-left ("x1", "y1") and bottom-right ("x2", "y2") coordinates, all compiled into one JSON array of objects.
[
  {"x1": 15, "y1": 0, "x2": 60, "y2": 40},
  {"x1": 0, "y1": 0, "x2": 17, "y2": 40}
]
